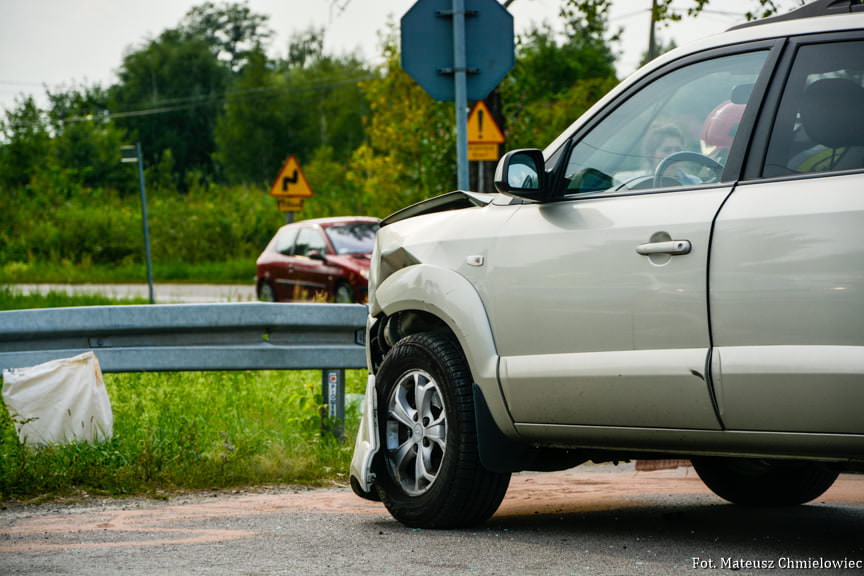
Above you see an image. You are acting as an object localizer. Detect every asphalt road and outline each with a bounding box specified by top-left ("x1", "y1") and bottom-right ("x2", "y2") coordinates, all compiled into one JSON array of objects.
[{"x1": 2, "y1": 463, "x2": 863, "y2": 576}]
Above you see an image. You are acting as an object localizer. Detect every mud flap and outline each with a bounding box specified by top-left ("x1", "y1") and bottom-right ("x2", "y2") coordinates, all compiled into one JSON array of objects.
[{"x1": 473, "y1": 384, "x2": 536, "y2": 473}]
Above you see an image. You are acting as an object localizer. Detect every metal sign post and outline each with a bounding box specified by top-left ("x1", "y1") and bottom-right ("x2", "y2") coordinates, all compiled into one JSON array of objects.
[
  {"x1": 121, "y1": 143, "x2": 155, "y2": 304},
  {"x1": 452, "y1": 0, "x2": 470, "y2": 190},
  {"x1": 321, "y1": 368, "x2": 346, "y2": 441},
  {"x1": 401, "y1": 0, "x2": 513, "y2": 190}
]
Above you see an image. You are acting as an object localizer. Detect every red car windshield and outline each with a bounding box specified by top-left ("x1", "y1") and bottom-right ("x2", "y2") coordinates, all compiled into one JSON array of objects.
[{"x1": 325, "y1": 222, "x2": 379, "y2": 254}]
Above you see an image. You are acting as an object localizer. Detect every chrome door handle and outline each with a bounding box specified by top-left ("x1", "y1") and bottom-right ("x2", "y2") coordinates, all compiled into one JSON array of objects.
[{"x1": 636, "y1": 240, "x2": 691, "y2": 256}]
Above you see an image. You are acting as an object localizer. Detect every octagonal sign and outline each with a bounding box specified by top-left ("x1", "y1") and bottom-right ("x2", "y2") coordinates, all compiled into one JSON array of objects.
[{"x1": 401, "y1": 0, "x2": 514, "y2": 101}]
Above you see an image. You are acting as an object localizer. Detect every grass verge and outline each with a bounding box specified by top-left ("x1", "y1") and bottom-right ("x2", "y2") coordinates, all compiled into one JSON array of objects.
[
  {"x1": 0, "y1": 285, "x2": 366, "y2": 501},
  {"x1": 0, "y1": 259, "x2": 255, "y2": 285},
  {"x1": 0, "y1": 284, "x2": 150, "y2": 310},
  {"x1": 0, "y1": 370, "x2": 365, "y2": 501}
]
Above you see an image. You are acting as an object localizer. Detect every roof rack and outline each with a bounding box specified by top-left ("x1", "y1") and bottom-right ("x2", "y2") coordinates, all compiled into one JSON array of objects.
[{"x1": 729, "y1": 0, "x2": 864, "y2": 31}]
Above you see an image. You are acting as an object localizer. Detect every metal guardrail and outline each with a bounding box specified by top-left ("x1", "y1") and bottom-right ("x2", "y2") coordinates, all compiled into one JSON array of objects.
[
  {"x1": 0, "y1": 302, "x2": 368, "y2": 373},
  {"x1": 0, "y1": 302, "x2": 368, "y2": 437}
]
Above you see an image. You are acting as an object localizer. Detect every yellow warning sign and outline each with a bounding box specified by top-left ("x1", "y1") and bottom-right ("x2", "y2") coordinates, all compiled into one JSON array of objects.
[
  {"x1": 276, "y1": 197, "x2": 305, "y2": 212},
  {"x1": 467, "y1": 101, "x2": 505, "y2": 144},
  {"x1": 270, "y1": 155, "x2": 313, "y2": 198},
  {"x1": 468, "y1": 142, "x2": 500, "y2": 162}
]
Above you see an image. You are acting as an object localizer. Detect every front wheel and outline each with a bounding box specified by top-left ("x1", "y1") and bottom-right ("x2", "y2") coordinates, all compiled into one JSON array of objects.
[
  {"x1": 334, "y1": 283, "x2": 353, "y2": 303},
  {"x1": 373, "y1": 332, "x2": 510, "y2": 528},
  {"x1": 692, "y1": 457, "x2": 839, "y2": 506},
  {"x1": 257, "y1": 281, "x2": 276, "y2": 302}
]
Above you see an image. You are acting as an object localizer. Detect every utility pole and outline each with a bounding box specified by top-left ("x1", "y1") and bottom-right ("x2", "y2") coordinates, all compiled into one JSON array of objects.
[{"x1": 648, "y1": 0, "x2": 659, "y2": 62}]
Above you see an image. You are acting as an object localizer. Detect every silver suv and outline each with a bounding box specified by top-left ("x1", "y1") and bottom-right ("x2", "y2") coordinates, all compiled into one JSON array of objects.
[{"x1": 350, "y1": 0, "x2": 864, "y2": 528}]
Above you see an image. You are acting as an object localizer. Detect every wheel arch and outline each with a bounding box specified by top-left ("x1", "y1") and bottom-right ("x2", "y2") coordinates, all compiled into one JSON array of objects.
[{"x1": 370, "y1": 264, "x2": 517, "y2": 439}]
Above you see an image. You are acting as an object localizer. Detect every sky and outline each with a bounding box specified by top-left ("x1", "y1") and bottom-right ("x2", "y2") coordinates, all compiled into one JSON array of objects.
[{"x1": 0, "y1": 0, "x2": 795, "y2": 115}]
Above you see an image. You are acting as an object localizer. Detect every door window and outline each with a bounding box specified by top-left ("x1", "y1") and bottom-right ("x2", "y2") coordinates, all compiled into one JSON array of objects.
[
  {"x1": 561, "y1": 51, "x2": 768, "y2": 195},
  {"x1": 763, "y1": 40, "x2": 864, "y2": 177},
  {"x1": 293, "y1": 228, "x2": 327, "y2": 257},
  {"x1": 275, "y1": 227, "x2": 298, "y2": 255}
]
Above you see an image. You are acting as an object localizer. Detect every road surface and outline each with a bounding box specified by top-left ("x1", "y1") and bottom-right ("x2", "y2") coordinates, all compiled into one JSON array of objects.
[{"x1": 2, "y1": 463, "x2": 863, "y2": 576}]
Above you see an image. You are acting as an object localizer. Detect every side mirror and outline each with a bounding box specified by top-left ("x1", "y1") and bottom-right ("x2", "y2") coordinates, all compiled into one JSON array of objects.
[
  {"x1": 494, "y1": 149, "x2": 547, "y2": 200},
  {"x1": 308, "y1": 250, "x2": 327, "y2": 262}
]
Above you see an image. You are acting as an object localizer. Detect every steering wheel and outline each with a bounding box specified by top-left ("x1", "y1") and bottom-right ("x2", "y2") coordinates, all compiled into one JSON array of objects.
[{"x1": 653, "y1": 151, "x2": 723, "y2": 188}]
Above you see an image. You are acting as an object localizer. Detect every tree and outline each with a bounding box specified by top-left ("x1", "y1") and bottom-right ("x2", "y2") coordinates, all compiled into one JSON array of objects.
[
  {"x1": 45, "y1": 85, "x2": 128, "y2": 191},
  {"x1": 286, "y1": 26, "x2": 325, "y2": 69},
  {"x1": 0, "y1": 96, "x2": 51, "y2": 189},
  {"x1": 500, "y1": 0, "x2": 618, "y2": 149},
  {"x1": 647, "y1": 0, "x2": 803, "y2": 22},
  {"x1": 213, "y1": 29, "x2": 371, "y2": 186},
  {"x1": 345, "y1": 31, "x2": 456, "y2": 216},
  {"x1": 567, "y1": 0, "x2": 802, "y2": 23},
  {"x1": 213, "y1": 48, "x2": 292, "y2": 184},
  {"x1": 109, "y1": 28, "x2": 230, "y2": 183},
  {"x1": 180, "y1": 1, "x2": 273, "y2": 74}
]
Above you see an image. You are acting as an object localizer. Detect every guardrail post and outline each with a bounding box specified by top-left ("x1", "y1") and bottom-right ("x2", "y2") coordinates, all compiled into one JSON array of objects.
[{"x1": 321, "y1": 368, "x2": 345, "y2": 441}]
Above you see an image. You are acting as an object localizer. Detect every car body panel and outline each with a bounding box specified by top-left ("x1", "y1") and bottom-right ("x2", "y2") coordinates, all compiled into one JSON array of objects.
[
  {"x1": 513, "y1": 423, "x2": 864, "y2": 460},
  {"x1": 370, "y1": 207, "x2": 521, "y2": 437},
  {"x1": 485, "y1": 187, "x2": 731, "y2": 429},
  {"x1": 710, "y1": 174, "x2": 864, "y2": 434}
]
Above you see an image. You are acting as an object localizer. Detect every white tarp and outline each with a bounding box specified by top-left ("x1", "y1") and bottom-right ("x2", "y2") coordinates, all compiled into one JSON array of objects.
[{"x1": 1, "y1": 351, "x2": 113, "y2": 446}]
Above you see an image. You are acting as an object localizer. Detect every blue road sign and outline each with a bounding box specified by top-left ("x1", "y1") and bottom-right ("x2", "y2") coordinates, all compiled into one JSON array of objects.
[{"x1": 401, "y1": 0, "x2": 514, "y2": 102}]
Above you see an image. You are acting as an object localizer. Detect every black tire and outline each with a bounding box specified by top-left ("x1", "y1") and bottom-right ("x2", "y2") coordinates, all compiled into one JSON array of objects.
[
  {"x1": 334, "y1": 283, "x2": 353, "y2": 303},
  {"x1": 257, "y1": 281, "x2": 276, "y2": 302},
  {"x1": 373, "y1": 332, "x2": 511, "y2": 528},
  {"x1": 692, "y1": 457, "x2": 839, "y2": 506}
]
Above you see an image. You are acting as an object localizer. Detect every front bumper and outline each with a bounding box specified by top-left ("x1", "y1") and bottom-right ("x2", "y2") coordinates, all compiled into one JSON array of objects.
[{"x1": 349, "y1": 374, "x2": 380, "y2": 497}]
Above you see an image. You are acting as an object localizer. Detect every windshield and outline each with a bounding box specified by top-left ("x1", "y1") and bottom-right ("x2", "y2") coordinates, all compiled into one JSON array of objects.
[{"x1": 325, "y1": 222, "x2": 379, "y2": 254}]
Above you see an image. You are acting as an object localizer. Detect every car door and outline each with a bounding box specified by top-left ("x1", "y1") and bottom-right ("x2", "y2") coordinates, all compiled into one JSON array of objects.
[
  {"x1": 290, "y1": 226, "x2": 333, "y2": 299},
  {"x1": 710, "y1": 36, "x2": 864, "y2": 434},
  {"x1": 267, "y1": 225, "x2": 299, "y2": 301},
  {"x1": 487, "y1": 47, "x2": 773, "y2": 431}
]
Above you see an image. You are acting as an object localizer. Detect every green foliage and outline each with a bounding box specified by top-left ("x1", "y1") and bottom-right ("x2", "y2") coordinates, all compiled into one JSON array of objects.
[
  {"x1": 648, "y1": 0, "x2": 793, "y2": 22},
  {"x1": 0, "y1": 285, "x2": 148, "y2": 310},
  {"x1": 300, "y1": 146, "x2": 369, "y2": 219},
  {"x1": 500, "y1": 2, "x2": 618, "y2": 150},
  {"x1": 0, "y1": 175, "x2": 281, "y2": 282},
  {"x1": 181, "y1": 1, "x2": 273, "y2": 73},
  {"x1": 214, "y1": 35, "x2": 371, "y2": 186},
  {"x1": 0, "y1": 96, "x2": 51, "y2": 188},
  {"x1": 213, "y1": 49, "x2": 287, "y2": 184},
  {"x1": 344, "y1": 30, "x2": 456, "y2": 217},
  {"x1": 109, "y1": 28, "x2": 230, "y2": 184},
  {"x1": 46, "y1": 85, "x2": 130, "y2": 192},
  {"x1": 145, "y1": 182, "x2": 280, "y2": 263},
  {"x1": 0, "y1": 370, "x2": 366, "y2": 498}
]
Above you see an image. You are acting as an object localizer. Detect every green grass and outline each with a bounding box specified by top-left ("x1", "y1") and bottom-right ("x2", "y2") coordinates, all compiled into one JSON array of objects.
[
  {"x1": 0, "y1": 285, "x2": 149, "y2": 310},
  {"x1": 0, "y1": 370, "x2": 365, "y2": 501},
  {"x1": 0, "y1": 258, "x2": 255, "y2": 285}
]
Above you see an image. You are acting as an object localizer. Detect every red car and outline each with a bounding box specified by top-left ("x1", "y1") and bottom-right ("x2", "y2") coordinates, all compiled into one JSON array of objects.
[{"x1": 255, "y1": 217, "x2": 379, "y2": 303}]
